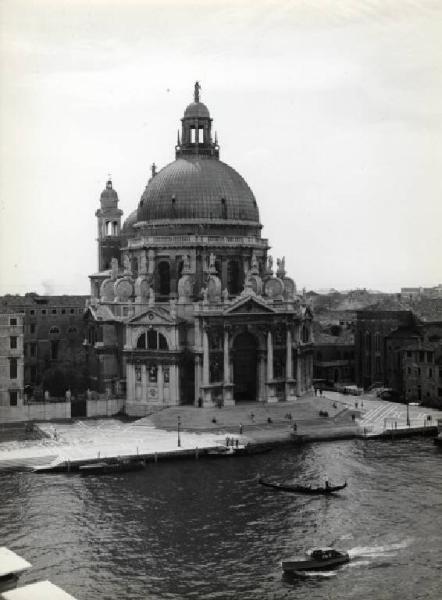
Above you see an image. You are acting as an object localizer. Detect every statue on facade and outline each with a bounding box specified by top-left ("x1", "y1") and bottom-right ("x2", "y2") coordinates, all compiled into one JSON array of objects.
[
  {"x1": 123, "y1": 254, "x2": 131, "y2": 275},
  {"x1": 139, "y1": 251, "x2": 147, "y2": 275},
  {"x1": 111, "y1": 257, "x2": 118, "y2": 280},
  {"x1": 183, "y1": 254, "x2": 191, "y2": 273},
  {"x1": 267, "y1": 255, "x2": 273, "y2": 273},
  {"x1": 170, "y1": 298, "x2": 177, "y2": 318},
  {"x1": 251, "y1": 251, "x2": 259, "y2": 273},
  {"x1": 276, "y1": 256, "x2": 286, "y2": 277},
  {"x1": 194, "y1": 80, "x2": 201, "y2": 103},
  {"x1": 222, "y1": 288, "x2": 229, "y2": 303},
  {"x1": 148, "y1": 286, "x2": 155, "y2": 307},
  {"x1": 202, "y1": 287, "x2": 209, "y2": 304}
]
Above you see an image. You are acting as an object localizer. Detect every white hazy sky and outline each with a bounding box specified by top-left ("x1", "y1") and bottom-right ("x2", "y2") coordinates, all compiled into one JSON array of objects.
[{"x1": 1, "y1": 0, "x2": 441, "y2": 295}]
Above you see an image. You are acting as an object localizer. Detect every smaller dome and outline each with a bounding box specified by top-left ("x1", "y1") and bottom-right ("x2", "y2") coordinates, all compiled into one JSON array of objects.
[
  {"x1": 100, "y1": 180, "x2": 118, "y2": 209},
  {"x1": 122, "y1": 208, "x2": 138, "y2": 232},
  {"x1": 184, "y1": 102, "x2": 210, "y2": 119}
]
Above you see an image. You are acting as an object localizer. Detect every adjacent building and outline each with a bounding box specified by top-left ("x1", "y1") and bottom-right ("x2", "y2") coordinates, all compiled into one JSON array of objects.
[
  {"x1": 355, "y1": 297, "x2": 442, "y2": 406},
  {"x1": 0, "y1": 294, "x2": 87, "y2": 399},
  {"x1": 0, "y1": 313, "x2": 24, "y2": 409},
  {"x1": 84, "y1": 84, "x2": 314, "y2": 415}
]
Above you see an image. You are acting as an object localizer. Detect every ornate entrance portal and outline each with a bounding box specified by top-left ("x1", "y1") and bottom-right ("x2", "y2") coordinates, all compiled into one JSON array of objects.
[{"x1": 233, "y1": 332, "x2": 258, "y2": 402}]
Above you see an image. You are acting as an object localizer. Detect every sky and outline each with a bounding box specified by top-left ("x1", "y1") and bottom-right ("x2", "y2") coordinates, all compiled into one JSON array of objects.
[{"x1": 0, "y1": 0, "x2": 441, "y2": 295}]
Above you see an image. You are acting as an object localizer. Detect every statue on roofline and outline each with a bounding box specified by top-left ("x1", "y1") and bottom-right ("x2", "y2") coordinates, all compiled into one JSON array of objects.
[{"x1": 194, "y1": 81, "x2": 201, "y2": 103}]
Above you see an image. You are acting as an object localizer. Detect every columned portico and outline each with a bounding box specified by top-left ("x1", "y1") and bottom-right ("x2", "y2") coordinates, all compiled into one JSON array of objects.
[
  {"x1": 285, "y1": 326, "x2": 296, "y2": 400},
  {"x1": 266, "y1": 328, "x2": 277, "y2": 402},
  {"x1": 222, "y1": 326, "x2": 234, "y2": 405}
]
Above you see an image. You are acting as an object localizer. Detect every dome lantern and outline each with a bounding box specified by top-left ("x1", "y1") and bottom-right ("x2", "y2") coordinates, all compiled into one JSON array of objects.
[{"x1": 176, "y1": 81, "x2": 219, "y2": 159}]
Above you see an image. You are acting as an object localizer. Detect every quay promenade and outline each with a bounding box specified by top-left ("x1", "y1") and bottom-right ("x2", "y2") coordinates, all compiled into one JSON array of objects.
[{"x1": 0, "y1": 392, "x2": 440, "y2": 472}]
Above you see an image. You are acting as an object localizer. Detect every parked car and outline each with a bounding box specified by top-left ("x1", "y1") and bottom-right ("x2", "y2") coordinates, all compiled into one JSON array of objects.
[{"x1": 379, "y1": 389, "x2": 401, "y2": 401}]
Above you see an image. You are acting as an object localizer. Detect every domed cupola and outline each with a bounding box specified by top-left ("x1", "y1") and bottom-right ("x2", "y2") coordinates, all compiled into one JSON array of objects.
[
  {"x1": 135, "y1": 83, "x2": 260, "y2": 232},
  {"x1": 176, "y1": 81, "x2": 219, "y2": 159},
  {"x1": 100, "y1": 179, "x2": 119, "y2": 209}
]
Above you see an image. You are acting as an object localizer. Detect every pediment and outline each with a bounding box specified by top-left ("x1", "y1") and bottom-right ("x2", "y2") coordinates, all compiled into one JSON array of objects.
[
  {"x1": 224, "y1": 295, "x2": 276, "y2": 315},
  {"x1": 128, "y1": 306, "x2": 176, "y2": 326}
]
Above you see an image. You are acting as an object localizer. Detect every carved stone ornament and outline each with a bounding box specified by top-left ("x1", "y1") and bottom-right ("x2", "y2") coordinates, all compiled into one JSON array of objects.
[
  {"x1": 178, "y1": 274, "x2": 194, "y2": 303},
  {"x1": 114, "y1": 278, "x2": 133, "y2": 301},
  {"x1": 276, "y1": 256, "x2": 286, "y2": 278},
  {"x1": 264, "y1": 277, "x2": 284, "y2": 299},
  {"x1": 207, "y1": 275, "x2": 221, "y2": 302},
  {"x1": 139, "y1": 251, "x2": 148, "y2": 275},
  {"x1": 111, "y1": 257, "x2": 119, "y2": 281},
  {"x1": 283, "y1": 277, "x2": 295, "y2": 299},
  {"x1": 100, "y1": 278, "x2": 115, "y2": 302},
  {"x1": 123, "y1": 255, "x2": 131, "y2": 275},
  {"x1": 135, "y1": 276, "x2": 150, "y2": 301}
]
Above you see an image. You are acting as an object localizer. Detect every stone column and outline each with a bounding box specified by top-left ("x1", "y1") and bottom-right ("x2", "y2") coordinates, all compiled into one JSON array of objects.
[
  {"x1": 221, "y1": 259, "x2": 228, "y2": 291},
  {"x1": 258, "y1": 351, "x2": 266, "y2": 401},
  {"x1": 203, "y1": 327, "x2": 209, "y2": 385},
  {"x1": 267, "y1": 329, "x2": 273, "y2": 381},
  {"x1": 223, "y1": 328, "x2": 230, "y2": 384},
  {"x1": 286, "y1": 327, "x2": 293, "y2": 379},
  {"x1": 158, "y1": 365, "x2": 164, "y2": 404},
  {"x1": 194, "y1": 355, "x2": 202, "y2": 404},
  {"x1": 296, "y1": 349, "x2": 302, "y2": 396}
]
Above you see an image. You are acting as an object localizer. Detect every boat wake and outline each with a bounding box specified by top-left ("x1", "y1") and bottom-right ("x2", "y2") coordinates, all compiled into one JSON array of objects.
[{"x1": 348, "y1": 539, "x2": 412, "y2": 559}]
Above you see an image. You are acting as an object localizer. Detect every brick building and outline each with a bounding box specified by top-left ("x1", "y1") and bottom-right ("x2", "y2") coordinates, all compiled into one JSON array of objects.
[
  {"x1": 313, "y1": 330, "x2": 355, "y2": 386},
  {"x1": 0, "y1": 313, "x2": 24, "y2": 408},
  {"x1": 0, "y1": 294, "x2": 88, "y2": 398}
]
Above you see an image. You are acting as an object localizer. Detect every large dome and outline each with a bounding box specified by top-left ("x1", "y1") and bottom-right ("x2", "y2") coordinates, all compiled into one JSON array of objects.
[{"x1": 136, "y1": 156, "x2": 260, "y2": 223}]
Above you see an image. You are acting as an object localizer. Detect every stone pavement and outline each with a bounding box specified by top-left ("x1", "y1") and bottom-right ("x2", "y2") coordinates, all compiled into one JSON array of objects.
[{"x1": 322, "y1": 390, "x2": 442, "y2": 435}]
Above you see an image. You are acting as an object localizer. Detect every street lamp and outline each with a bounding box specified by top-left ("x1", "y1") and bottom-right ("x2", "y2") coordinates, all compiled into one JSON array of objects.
[{"x1": 177, "y1": 416, "x2": 181, "y2": 447}]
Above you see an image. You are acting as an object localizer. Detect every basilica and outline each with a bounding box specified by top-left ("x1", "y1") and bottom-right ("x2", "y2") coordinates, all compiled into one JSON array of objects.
[{"x1": 85, "y1": 83, "x2": 314, "y2": 416}]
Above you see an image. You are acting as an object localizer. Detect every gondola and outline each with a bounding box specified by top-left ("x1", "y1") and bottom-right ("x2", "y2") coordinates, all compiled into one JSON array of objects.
[{"x1": 258, "y1": 477, "x2": 347, "y2": 495}]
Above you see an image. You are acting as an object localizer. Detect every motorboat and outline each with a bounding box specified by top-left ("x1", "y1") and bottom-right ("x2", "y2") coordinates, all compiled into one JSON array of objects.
[
  {"x1": 282, "y1": 547, "x2": 350, "y2": 573},
  {"x1": 79, "y1": 458, "x2": 145, "y2": 475},
  {"x1": 206, "y1": 443, "x2": 272, "y2": 458},
  {"x1": 259, "y1": 477, "x2": 347, "y2": 495},
  {"x1": 0, "y1": 547, "x2": 32, "y2": 593}
]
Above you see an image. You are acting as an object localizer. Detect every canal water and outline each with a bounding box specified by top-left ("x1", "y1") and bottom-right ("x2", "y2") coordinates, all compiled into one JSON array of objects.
[{"x1": 1, "y1": 439, "x2": 441, "y2": 600}]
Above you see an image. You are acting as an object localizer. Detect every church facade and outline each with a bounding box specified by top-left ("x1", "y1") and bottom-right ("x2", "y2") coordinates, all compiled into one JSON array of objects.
[{"x1": 85, "y1": 84, "x2": 314, "y2": 416}]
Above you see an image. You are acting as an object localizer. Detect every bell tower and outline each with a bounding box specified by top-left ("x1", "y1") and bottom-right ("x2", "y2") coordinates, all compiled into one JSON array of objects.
[
  {"x1": 95, "y1": 178, "x2": 123, "y2": 271},
  {"x1": 176, "y1": 81, "x2": 219, "y2": 159}
]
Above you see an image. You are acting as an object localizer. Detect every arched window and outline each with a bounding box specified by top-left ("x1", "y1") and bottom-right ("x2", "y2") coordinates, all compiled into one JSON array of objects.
[
  {"x1": 136, "y1": 333, "x2": 146, "y2": 349},
  {"x1": 67, "y1": 327, "x2": 77, "y2": 334},
  {"x1": 49, "y1": 326, "x2": 60, "y2": 335},
  {"x1": 227, "y1": 260, "x2": 241, "y2": 295},
  {"x1": 302, "y1": 325, "x2": 310, "y2": 343},
  {"x1": 158, "y1": 261, "x2": 170, "y2": 296},
  {"x1": 221, "y1": 197, "x2": 227, "y2": 219},
  {"x1": 137, "y1": 330, "x2": 169, "y2": 350},
  {"x1": 158, "y1": 333, "x2": 168, "y2": 350},
  {"x1": 147, "y1": 329, "x2": 157, "y2": 349}
]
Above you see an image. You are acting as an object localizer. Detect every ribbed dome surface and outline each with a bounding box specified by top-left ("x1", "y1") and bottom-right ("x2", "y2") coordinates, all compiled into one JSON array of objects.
[
  {"x1": 184, "y1": 102, "x2": 210, "y2": 119},
  {"x1": 137, "y1": 157, "x2": 259, "y2": 223}
]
